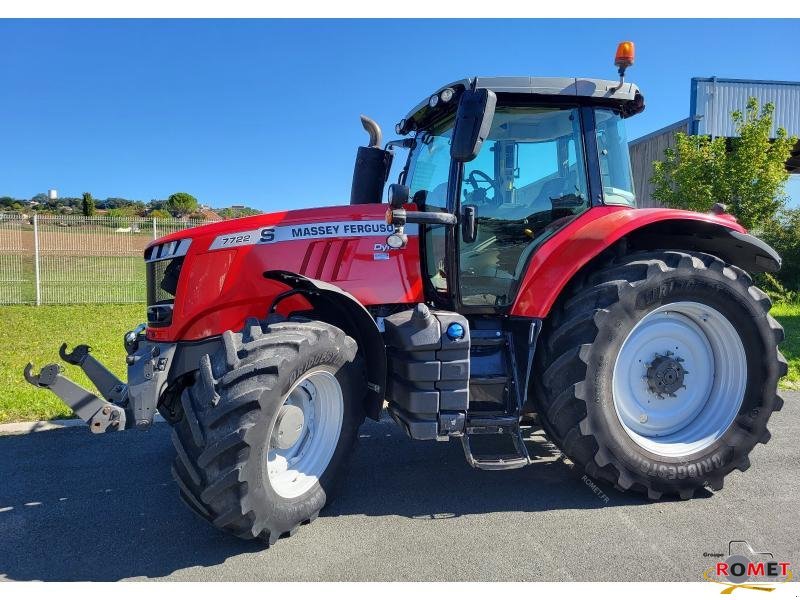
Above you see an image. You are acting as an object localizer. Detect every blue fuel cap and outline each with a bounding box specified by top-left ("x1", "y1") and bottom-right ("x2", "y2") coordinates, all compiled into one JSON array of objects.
[{"x1": 446, "y1": 322, "x2": 465, "y2": 341}]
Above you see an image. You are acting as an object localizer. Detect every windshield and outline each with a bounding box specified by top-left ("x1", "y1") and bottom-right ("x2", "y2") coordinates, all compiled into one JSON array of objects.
[{"x1": 405, "y1": 123, "x2": 453, "y2": 209}]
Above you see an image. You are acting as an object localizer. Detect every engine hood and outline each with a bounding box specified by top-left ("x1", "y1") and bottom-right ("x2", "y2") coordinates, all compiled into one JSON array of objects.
[
  {"x1": 147, "y1": 204, "x2": 394, "y2": 250},
  {"x1": 145, "y1": 203, "x2": 424, "y2": 342}
]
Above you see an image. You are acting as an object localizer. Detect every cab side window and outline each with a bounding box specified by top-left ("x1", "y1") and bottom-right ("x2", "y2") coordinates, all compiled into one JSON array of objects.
[{"x1": 595, "y1": 108, "x2": 636, "y2": 206}]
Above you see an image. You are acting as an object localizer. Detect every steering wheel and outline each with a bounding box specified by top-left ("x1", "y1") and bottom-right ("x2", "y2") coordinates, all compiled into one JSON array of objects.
[{"x1": 465, "y1": 169, "x2": 499, "y2": 204}]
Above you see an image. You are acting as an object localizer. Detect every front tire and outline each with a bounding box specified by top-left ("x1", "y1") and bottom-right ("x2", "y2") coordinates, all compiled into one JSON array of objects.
[
  {"x1": 171, "y1": 318, "x2": 365, "y2": 542},
  {"x1": 536, "y1": 250, "x2": 787, "y2": 499}
]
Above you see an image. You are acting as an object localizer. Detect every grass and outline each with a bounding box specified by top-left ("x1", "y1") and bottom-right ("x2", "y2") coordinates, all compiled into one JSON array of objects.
[
  {"x1": 0, "y1": 302, "x2": 798, "y2": 423},
  {"x1": 773, "y1": 302, "x2": 800, "y2": 391},
  {"x1": 0, "y1": 304, "x2": 145, "y2": 422}
]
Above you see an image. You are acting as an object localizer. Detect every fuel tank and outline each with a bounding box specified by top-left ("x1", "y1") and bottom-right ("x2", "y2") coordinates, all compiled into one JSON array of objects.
[{"x1": 145, "y1": 204, "x2": 423, "y2": 342}]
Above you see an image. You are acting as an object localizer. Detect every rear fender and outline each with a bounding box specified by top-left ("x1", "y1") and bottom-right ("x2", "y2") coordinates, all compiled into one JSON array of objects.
[
  {"x1": 624, "y1": 219, "x2": 781, "y2": 273},
  {"x1": 510, "y1": 207, "x2": 781, "y2": 318},
  {"x1": 263, "y1": 270, "x2": 387, "y2": 421}
]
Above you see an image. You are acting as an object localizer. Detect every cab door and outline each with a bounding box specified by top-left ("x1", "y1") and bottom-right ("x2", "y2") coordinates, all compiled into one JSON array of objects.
[{"x1": 456, "y1": 105, "x2": 592, "y2": 310}]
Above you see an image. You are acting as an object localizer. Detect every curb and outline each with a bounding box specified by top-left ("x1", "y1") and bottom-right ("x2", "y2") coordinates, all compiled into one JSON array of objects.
[{"x1": 0, "y1": 414, "x2": 166, "y2": 436}]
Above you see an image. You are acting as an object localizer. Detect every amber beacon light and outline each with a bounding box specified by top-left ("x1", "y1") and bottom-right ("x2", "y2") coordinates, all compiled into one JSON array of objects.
[
  {"x1": 612, "y1": 41, "x2": 635, "y2": 90},
  {"x1": 615, "y1": 41, "x2": 635, "y2": 72}
]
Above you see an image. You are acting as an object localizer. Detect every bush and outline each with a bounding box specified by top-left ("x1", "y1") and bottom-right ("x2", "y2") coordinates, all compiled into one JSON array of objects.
[
  {"x1": 651, "y1": 98, "x2": 797, "y2": 230},
  {"x1": 756, "y1": 208, "x2": 800, "y2": 300},
  {"x1": 106, "y1": 206, "x2": 138, "y2": 228},
  {"x1": 149, "y1": 209, "x2": 171, "y2": 220}
]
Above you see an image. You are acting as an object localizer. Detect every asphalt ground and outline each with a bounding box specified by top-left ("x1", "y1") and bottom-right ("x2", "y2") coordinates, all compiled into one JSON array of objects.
[{"x1": 1, "y1": 392, "x2": 797, "y2": 581}]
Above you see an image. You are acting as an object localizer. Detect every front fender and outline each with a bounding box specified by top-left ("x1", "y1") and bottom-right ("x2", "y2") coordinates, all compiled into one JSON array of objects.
[
  {"x1": 263, "y1": 270, "x2": 387, "y2": 421},
  {"x1": 510, "y1": 206, "x2": 781, "y2": 318}
]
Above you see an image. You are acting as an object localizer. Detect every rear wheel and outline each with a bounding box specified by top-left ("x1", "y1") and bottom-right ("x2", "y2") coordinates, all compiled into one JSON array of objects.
[
  {"x1": 171, "y1": 318, "x2": 365, "y2": 541},
  {"x1": 535, "y1": 250, "x2": 786, "y2": 499}
]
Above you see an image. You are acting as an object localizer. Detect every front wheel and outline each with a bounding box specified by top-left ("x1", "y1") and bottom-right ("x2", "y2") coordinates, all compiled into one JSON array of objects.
[
  {"x1": 536, "y1": 250, "x2": 787, "y2": 499},
  {"x1": 171, "y1": 318, "x2": 365, "y2": 542}
]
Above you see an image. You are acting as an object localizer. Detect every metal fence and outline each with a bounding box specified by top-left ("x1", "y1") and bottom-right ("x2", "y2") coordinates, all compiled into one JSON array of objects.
[{"x1": 0, "y1": 213, "x2": 203, "y2": 305}]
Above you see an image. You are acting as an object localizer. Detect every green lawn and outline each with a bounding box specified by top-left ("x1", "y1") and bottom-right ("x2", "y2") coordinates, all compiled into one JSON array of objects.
[
  {"x1": 774, "y1": 302, "x2": 800, "y2": 391},
  {"x1": 0, "y1": 304, "x2": 145, "y2": 422},
  {"x1": 0, "y1": 303, "x2": 798, "y2": 423}
]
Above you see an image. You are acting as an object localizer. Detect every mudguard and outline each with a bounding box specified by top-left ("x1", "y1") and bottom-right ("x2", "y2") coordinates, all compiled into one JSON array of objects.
[
  {"x1": 510, "y1": 206, "x2": 781, "y2": 318},
  {"x1": 263, "y1": 270, "x2": 387, "y2": 420}
]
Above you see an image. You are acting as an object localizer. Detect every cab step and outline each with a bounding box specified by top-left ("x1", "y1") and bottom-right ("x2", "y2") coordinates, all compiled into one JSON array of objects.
[{"x1": 460, "y1": 414, "x2": 531, "y2": 470}]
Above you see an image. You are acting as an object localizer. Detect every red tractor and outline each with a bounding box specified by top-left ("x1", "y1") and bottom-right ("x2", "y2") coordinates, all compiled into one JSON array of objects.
[{"x1": 26, "y1": 43, "x2": 786, "y2": 543}]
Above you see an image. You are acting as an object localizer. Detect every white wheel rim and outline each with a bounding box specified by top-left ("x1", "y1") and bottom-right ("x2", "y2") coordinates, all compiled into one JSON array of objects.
[
  {"x1": 266, "y1": 370, "x2": 343, "y2": 499},
  {"x1": 612, "y1": 301, "x2": 747, "y2": 457}
]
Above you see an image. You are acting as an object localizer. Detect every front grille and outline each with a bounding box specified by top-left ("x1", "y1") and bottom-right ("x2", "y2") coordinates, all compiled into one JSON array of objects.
[
  {"x1": 147, "y1": 256, "x2": 184, "y2": 306},
  {"x1": 145, "y1": 238, "x2": 191, "y2": 327}
]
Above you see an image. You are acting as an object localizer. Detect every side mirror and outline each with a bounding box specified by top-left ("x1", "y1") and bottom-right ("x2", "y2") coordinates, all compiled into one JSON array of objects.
[
  {"x1": 387, "y1": 183, "x2": 410, "y2": 209},
  {"x1": 462, "y1": 204, "x2": 477, "y2": 243},
  {"x1": 450, "y1": 89, "x2": 497, "y2": 163}
]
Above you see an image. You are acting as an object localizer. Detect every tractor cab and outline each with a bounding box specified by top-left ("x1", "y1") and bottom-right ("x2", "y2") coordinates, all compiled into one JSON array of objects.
[{"x1": 393, "y1": 75, "x2": 644, "y2": 311}]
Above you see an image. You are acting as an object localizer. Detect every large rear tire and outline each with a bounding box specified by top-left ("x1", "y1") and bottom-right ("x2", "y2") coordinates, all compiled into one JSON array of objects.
[
  {"x1": 171, "y1": 318, "x2": 365, "y2": 542},
  {"x1": 535, "y1": 250, "x2": 786, "y2": 499}
]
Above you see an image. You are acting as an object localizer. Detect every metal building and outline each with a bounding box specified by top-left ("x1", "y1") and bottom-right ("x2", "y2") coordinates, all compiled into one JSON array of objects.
[{"x1": 630, "y1": 77, "x2": 800, "y2": 207}]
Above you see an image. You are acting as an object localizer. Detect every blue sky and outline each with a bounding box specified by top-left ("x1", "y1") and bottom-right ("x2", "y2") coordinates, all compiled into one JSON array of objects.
[{"x1": 1, "y1": 19, "x2": 798, "y2": 210}]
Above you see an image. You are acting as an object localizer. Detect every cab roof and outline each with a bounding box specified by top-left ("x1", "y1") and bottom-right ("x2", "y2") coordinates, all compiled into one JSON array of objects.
[{"x1": 400, "y1": 76, "x2": 643, "y2": 134}]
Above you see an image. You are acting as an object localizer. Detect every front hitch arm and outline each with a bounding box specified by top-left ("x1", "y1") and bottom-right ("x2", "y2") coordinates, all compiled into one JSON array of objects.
[
  {"x1": 24, "y1": 332, "x2": 176, "y2": 433},
  {"x1": 24, "y1": 362, "x2": 126, "y2": 433},
  {"x1": 59, "y1": 343, "x2": 127, "y2": 403}
]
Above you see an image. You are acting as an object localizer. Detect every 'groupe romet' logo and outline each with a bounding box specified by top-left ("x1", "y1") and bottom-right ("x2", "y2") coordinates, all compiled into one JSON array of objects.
[{"x1": 703, "y1": 541, "x2": 792, "y2": 593}]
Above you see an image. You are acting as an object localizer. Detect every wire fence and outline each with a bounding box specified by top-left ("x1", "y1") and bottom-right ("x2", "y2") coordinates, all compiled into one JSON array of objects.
[{"x1": 0, "y1": 213, "x2": 204, "y2": 305}]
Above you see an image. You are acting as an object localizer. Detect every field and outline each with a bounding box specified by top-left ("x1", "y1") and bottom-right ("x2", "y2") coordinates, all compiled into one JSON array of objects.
[
  {"x1": 0, "y1": 303, "x2": 798, "y2": 423},
  {"x1": 0, "y1": 213, "x2": 195, "y2": 305}
]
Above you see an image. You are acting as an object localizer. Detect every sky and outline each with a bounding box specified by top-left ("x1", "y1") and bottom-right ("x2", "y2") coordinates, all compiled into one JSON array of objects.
[{"x1": 1, "y1": 19, "x2": 798, "y2": 210}]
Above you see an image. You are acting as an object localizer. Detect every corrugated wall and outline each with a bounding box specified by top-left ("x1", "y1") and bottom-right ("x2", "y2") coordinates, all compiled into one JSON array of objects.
[
  {"x1": 629, "y1": 120, "x2": 690, "y2": 208},
  {"x1": 693, "y1": 78, "x2": 800, "y2": 138}
]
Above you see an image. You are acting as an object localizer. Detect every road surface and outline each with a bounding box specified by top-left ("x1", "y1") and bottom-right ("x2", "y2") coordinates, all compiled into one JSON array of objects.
[{"x1": 1, "y1": 392, "x2": 797, "y2": 581}]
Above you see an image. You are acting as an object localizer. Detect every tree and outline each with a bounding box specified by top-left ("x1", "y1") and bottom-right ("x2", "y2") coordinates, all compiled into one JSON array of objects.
[
  {"x1": 81, "y1": 192, "x2": 96, "y2": 216},
  {"x1": 651, "y1": 98, "x2": 797, "y2": 230},
  {"x1": 165, "y1": 192, "x2": 199, "y2": 217}
]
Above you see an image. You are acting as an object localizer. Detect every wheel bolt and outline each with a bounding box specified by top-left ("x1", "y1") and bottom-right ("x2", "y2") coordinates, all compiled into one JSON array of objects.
[{"x1": 639, "y1": 414, "x2": 648, "y2": 423}]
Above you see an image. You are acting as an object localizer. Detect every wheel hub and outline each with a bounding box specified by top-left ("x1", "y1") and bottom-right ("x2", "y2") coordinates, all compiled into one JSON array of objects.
[
  {"x1": 271, "y1": 404, "x2": 305, "y2": 450},
  {"x1": 646, "y1": 352, "x2": 687, "y2": 398},
  {"x1": 266, "y1": 370, "x2": 344, "y2": 499},
  {"x1": 612, "y1": 301, "x2": 747, "y2": 457}
]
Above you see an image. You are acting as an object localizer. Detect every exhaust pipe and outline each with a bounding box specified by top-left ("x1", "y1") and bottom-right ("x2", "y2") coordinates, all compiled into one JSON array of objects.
[
  {"x1": 360, "y1": 115, "x2": 382, "y2": 148},
  {"x1": 350, "y1": 115, "x2": 392, "y2": 205}
]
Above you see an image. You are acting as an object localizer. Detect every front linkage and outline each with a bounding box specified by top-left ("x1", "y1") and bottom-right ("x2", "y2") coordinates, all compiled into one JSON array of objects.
[{"x1": 24, "y1": 324, "x2": 174, "y2": 433}]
